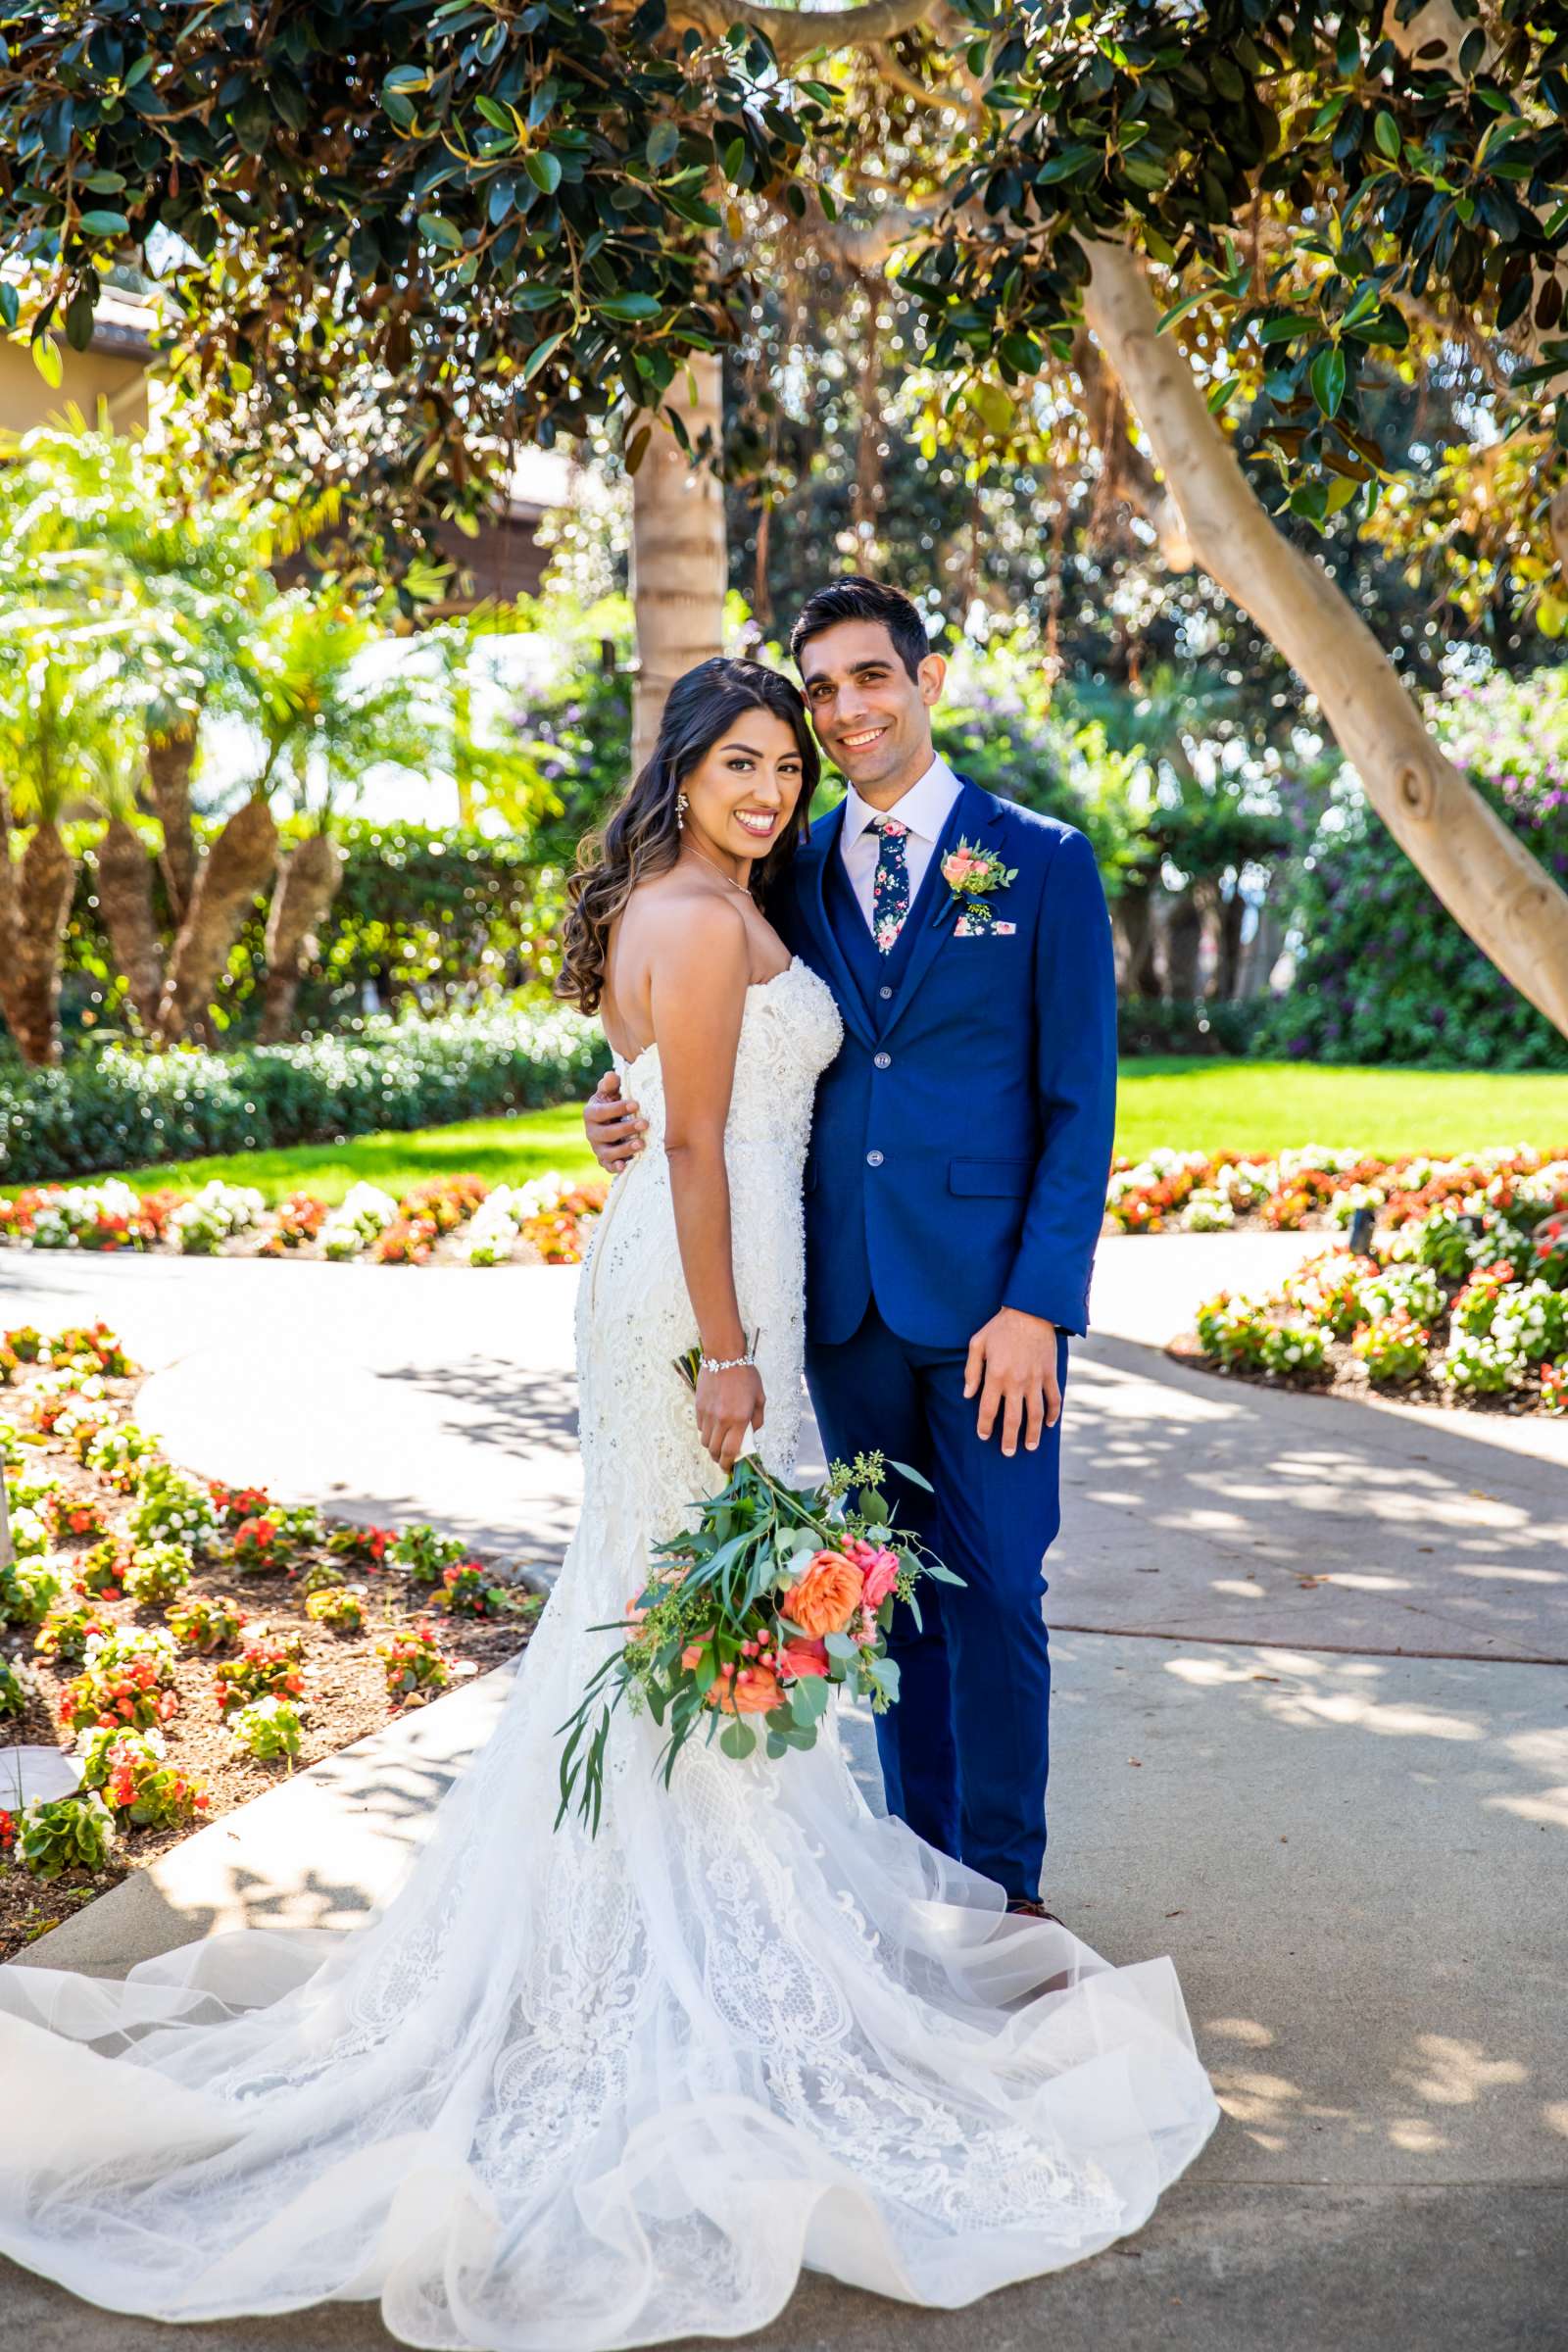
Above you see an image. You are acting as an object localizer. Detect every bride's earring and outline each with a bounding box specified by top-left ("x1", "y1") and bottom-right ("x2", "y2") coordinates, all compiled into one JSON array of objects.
[{"x1": 676, "y1": 792, "x2": 689, "y2": 832}]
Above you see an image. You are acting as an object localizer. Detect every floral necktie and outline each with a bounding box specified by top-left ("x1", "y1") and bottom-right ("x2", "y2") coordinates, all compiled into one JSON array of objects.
[{"x1": 870, "y1": 816, "x2": 911, "y2": 955}]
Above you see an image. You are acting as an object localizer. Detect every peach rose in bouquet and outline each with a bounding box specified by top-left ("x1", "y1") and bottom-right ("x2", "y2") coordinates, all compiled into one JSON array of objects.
[{"x1": 782, "y1": 1549, "x2": 863, "y2": 1638}]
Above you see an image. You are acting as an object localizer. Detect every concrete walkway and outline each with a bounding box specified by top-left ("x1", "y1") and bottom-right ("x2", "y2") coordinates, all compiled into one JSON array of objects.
[{"x1": 2, "y1": 1238, "x2": 1565, "y2": 2350}]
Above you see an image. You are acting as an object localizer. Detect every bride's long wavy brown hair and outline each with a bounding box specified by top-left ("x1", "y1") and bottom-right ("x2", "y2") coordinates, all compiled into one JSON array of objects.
[{"x1": 557, "y1": 657, "x2": 819, "y2": 1015}]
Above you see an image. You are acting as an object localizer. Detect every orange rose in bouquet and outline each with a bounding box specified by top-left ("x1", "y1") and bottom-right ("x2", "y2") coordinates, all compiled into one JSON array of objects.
[
  {"x1": 782, "y1": 1550, "x2": 863, "y2": 1638},
  {"x1": 557, "y1": 1440, "x2": 964, "y2": 1834}
]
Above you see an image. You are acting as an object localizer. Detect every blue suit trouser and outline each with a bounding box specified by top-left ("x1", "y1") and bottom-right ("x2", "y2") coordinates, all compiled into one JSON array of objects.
[{"x1": 804, "y1": 1298, "x2": 1064, "y2": 1902}]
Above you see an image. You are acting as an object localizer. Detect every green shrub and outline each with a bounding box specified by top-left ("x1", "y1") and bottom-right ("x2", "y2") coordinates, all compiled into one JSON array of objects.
[
  {"x1": 0, "y1": 1556, "x2": 66, "y2": 1626},
  {"x1": 17, "y1": 1790, "x2": 117, "y2": 1880},
  {"x1": 0, "y1": 1002, "x2": 608, "y2": 1186},
  {"x1": 305, "y1": 1585, "x2": 366, "y2": 1633},
  {"x1": 1195, "y1": 1292, "x2": 1270, "y2": 1370},
  {"x1": 1259, "y1": 1322, "x2": 1330, "y2": 1380},
  {"x1": 227, "y1": 1694, "x2": 306, "y2": 1764},
  {"x1": 76, "y1": 1726, "x2": 209, "y2": 1827},
  {"x1": 1256, "y1": 674, "x2": 1568, "y2": 1072},
  {"x1": 1490, "y1": 1281, "x2": 1568, "y2": 1365},
  {"x1": 0, "y1": 1653, "x2": 33, "y2": 1719},
  {"x1": 1351, "y1": 1310, "x2": 1433, "y2": 1387},
  {"x1": 34, "y1": 1592, "x2": 112, "y2": 1663},
  {"x1": 1116, "y1": 999, "x2": 1267, "y2": 1058},
  {"x1": 165, "y1": 1592, "x2": 247, "y2": 1651},
  {"x1": 128, "y1": 1465, "x2": 219, "y2": 1553},
  {"x1": 391, "y1": 1524, "x2": 470, "y2": 1585},
  {"x1": 1439, "y1": 1333, "x2": 1520, "y2": 1396},
  {"x1": 122, "y1": 1543, "x2": 194, "y2": 1605}
]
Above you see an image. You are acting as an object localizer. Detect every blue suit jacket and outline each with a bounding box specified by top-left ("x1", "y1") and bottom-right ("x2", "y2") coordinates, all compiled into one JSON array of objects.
[{"x1": 770, "y1": 774, "x2": 1117, "y2": 1349}]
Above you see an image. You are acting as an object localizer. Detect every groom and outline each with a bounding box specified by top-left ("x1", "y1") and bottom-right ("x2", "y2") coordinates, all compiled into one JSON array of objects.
[{"x1": 585, "y1": 577, "x2": 1116, "y2": 1916}]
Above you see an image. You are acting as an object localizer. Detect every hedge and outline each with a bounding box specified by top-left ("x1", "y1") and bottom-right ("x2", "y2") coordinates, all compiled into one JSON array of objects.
[
  {"x1": 1115, "y1": 999, "x2": 1266, "y2": 1058},
  {"x1": 0, "y1": 1003, "x2": 610, "y2": 1186}
]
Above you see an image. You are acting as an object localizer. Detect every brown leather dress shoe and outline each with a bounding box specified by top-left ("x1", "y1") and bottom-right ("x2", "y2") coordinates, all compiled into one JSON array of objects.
[{"x1": 1004, "y1": 1897, "x2": 1062, "y2": 1924}]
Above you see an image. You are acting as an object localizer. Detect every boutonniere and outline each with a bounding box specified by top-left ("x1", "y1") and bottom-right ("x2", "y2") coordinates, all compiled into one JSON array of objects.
[{"x1": 939, "y1": 839, "x2": 1018, "y2": 934}]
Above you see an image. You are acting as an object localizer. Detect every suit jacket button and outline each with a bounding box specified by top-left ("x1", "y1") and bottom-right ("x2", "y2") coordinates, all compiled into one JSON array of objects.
[
  {"x1": 879, "y1": 985, "x2": 893, "y2": 1000},
  {"x1": 865, "y1": 1150, "x2": 884, "y2": 1168},
  {"x1": 873, "y1": 1052, "x2": 891, "y2": 1069}
]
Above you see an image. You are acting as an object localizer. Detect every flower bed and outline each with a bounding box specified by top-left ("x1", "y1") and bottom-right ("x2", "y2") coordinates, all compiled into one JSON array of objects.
[
  {"x1": 0, "y1": 1322, "x2": 543, "y2": 1959},
  {"x1": 1106, "y1": 1142, "x2": 1568, "y2": 1237},
  {"x1": 0, "y1": 1171, "x2": 609, "y2": 1270},
  {"x1": 1176, "y1": 1168, "x2": 1568, "y2": 1416},
  {"x1": 6, "y1": 1143, "x2": 1565, "y2": 1279}
]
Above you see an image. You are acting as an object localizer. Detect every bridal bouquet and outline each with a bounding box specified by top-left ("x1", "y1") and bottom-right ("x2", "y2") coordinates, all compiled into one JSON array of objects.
[{"x1": 557, "y1": 1372, "x2": 963, "y2": 1833}]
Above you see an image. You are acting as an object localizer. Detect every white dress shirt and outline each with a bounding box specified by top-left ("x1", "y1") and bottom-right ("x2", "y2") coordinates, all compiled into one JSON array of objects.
[{"x1": 838, "y1": 753, "x2": 963, "y2": 932}]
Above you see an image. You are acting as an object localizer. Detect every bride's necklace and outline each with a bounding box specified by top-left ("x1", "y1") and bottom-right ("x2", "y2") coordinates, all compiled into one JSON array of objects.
[{"x1": 682, "y1": 838, "x2": 755, "y2": 898}]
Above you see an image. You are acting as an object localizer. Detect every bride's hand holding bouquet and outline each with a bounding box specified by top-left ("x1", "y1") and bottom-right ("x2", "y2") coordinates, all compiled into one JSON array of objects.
[{"x1": 556, "y1": 1362, "x2": 963, "y2": 1833}]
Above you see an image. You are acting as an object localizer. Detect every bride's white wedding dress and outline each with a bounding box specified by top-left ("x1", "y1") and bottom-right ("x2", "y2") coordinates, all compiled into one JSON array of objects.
[{"x1": 0, "y1": 956, "x2": 1218, "y2": 2347}]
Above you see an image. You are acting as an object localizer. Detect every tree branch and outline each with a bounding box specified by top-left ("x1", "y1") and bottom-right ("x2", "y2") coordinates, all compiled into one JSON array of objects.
[
  {"x1": 1082, "y1": 235, "x2": 1568, "y2": 1040},
  {"x1": 662, "y1": 0, "x2": 942, "y2": 64},
  {"x1": 1069, "y1": 328, "x2": 1194, "y2": 571}
]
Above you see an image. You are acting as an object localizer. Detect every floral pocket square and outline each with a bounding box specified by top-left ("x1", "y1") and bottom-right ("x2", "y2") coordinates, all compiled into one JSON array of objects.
[{"x1": 956, "y1": 916, "x2": 1016, "y2": 937}]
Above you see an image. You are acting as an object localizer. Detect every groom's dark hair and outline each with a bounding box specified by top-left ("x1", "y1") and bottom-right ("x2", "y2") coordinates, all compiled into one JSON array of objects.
[{"x1": 789, "y1": 576, "x2": 933, "y2": 686}]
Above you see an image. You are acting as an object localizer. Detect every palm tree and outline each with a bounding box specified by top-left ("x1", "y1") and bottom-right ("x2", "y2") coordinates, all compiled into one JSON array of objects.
[
  {"x1": 0, "y1": 418, "x2": 343, "y2": 1048},
  {"x1": 0, "y1": 616, "x2": 119, "y2": 1065},
  {"x1": 221, "y1": 591, "x2": 440, "y2": 1042}
]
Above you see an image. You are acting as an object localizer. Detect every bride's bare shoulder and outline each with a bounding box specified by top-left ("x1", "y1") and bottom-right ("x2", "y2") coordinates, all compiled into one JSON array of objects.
[{"x1": 617, "y1": 878, "x2": 751, "y2": 978}]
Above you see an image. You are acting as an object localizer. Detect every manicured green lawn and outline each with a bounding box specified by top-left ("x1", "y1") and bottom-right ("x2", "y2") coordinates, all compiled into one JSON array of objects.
[
  {"x1": 97, "y1": 1059, "x2": 1568, "y2": 1203},
  {"x1": 1113, "y1": 1060, "x2": 1568, "y2": 1161},
  {"x1": 117, "y1": 1104, "x2": 603, "y2": 1204}
]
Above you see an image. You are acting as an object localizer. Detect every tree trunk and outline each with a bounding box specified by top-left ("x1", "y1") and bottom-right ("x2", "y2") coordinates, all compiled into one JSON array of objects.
[
  {"x1": 1238, "y1": 893, "x2": 1286, "y2": 999},
  {"x1": 157, "y1": 795, "x2": 279, "y2": 1042},
  {"x1": 146, "y1": 721, "x2": 199, "y2": 923},
  {"x1": 1164, "y1": 889, "x2": 1202, "y2": 1000},
  {"x1": 95, "y1": 817, "x2": 167, "y2": 1034},
  {"x1": 1, "y1": 820, "x2": 75, "y2": 1066},
  {"x1": 259, "y1": 831, "x2": 345, "y2": 1043},
  {"x1": 1115, "y1": 877, "x2": 1162, "y2": 997},
  {"x1": 1084, "y1": 239, "x2": 1568, "y2": 1042},
  {"x1": 629, "y1": 353, "x2": 727, "y2": 776},
  {"x1": 1213, "y1": 883, "x2": 1247, "y2": 1002}
]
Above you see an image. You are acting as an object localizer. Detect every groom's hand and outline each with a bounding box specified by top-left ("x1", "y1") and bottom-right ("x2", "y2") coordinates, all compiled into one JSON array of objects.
[
  {"x1": 584, "y1": 1070, "x2": 646, "y2": 1171},
  {"x1": 964, "y1": 1308, "x2": 1060, "y2": 1457}
]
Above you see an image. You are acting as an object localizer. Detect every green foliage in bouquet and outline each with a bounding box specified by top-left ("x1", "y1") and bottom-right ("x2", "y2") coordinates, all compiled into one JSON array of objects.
[{"x1": 557, "y1": 1429, "x2": 963, "y2": 1837}]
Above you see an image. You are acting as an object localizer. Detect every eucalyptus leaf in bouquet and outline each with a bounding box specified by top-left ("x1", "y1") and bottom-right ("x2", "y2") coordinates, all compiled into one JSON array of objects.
[{"x1": 556, "y1": 1420, "x2": 962, "y2": 1835}]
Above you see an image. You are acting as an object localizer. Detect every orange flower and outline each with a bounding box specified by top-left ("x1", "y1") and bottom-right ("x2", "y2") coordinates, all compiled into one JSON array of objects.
[
  {"x1": 708, "y1": 1664, "x2": 784, "y2": 1715},
  {"x1": 779, "y1": 1637, "x2": 829, "y2": 1680},
  {"x1": 782, "y1": 1550, "x2": 863, "y2": 1639}
]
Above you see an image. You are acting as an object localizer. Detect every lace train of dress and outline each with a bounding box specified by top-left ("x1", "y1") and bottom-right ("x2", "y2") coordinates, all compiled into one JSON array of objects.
[{"x1": 0, "y1": 959, "x2": 1219, "y2": 2347}]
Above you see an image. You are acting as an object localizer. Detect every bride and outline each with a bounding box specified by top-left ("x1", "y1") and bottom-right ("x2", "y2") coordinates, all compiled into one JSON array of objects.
[{"x1": 0, "y1": 658, "x2": 1217, "y2": 2348}]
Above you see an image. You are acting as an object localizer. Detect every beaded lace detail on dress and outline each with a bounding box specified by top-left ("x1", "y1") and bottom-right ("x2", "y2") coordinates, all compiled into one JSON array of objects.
[{"x1": 0, "y1": 953, "x2": 1217, "y2": 2349}]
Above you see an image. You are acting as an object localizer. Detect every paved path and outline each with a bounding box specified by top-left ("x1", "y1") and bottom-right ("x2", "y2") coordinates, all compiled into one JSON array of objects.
[{"x1": 2, "y1": 1237, "x2": 1565, "y2": 2350}]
